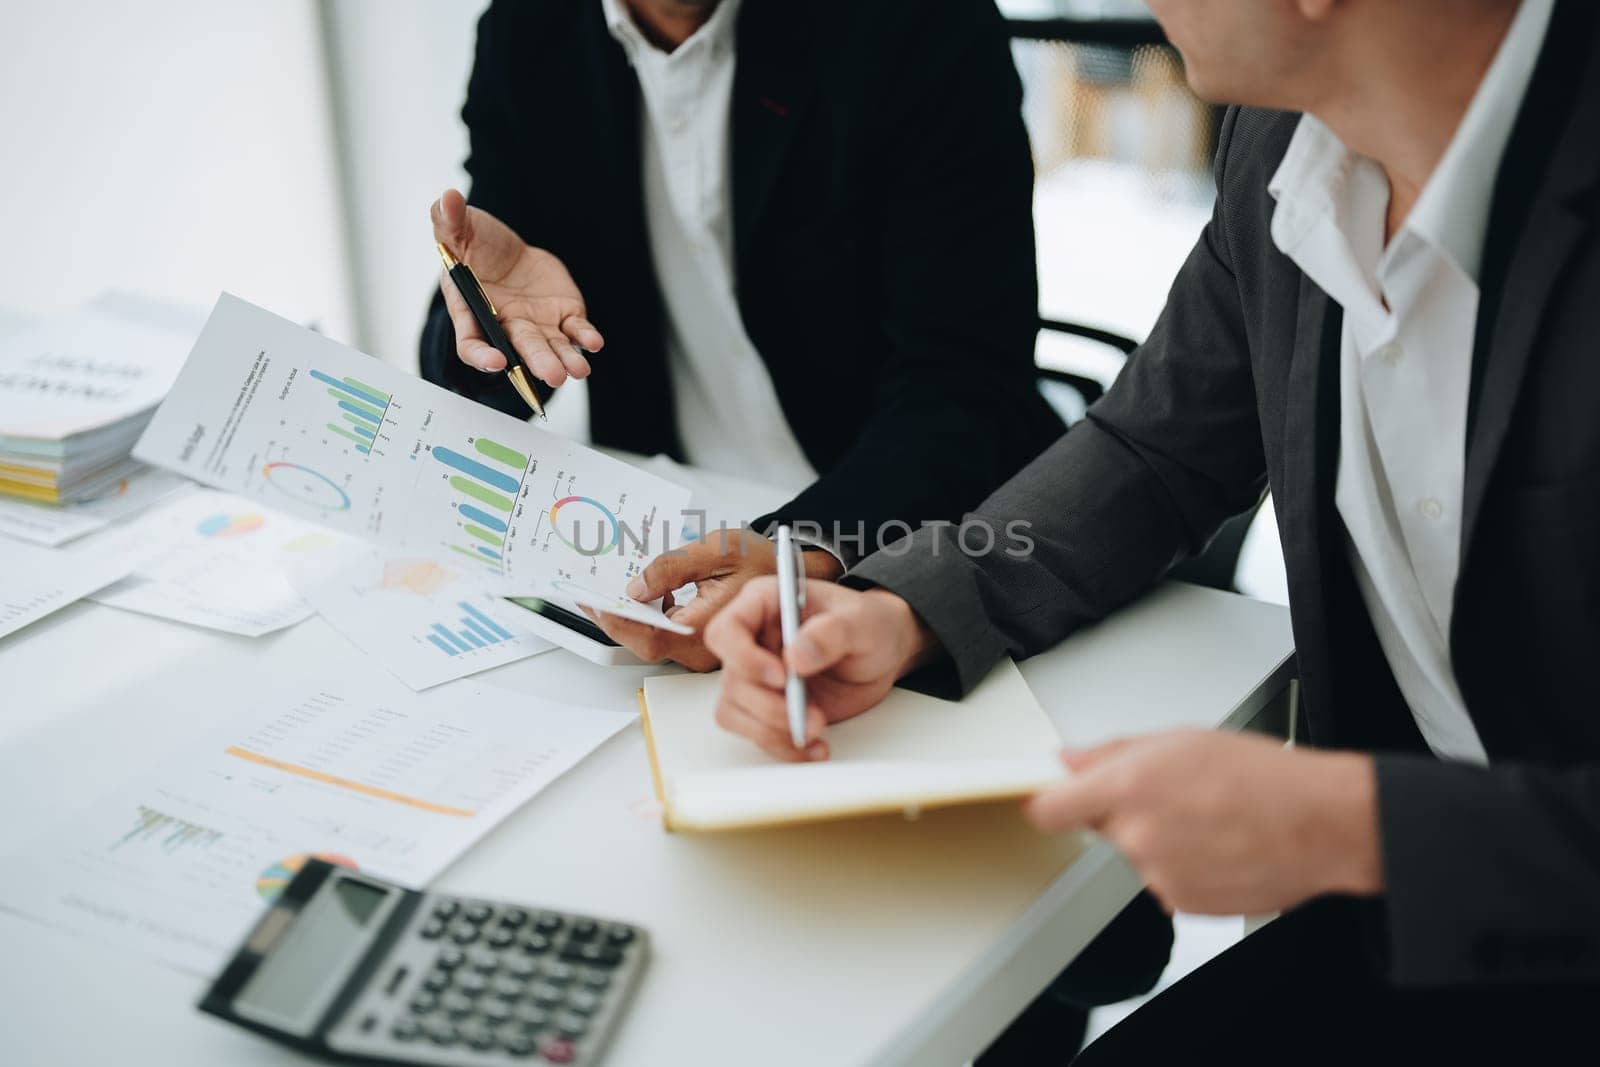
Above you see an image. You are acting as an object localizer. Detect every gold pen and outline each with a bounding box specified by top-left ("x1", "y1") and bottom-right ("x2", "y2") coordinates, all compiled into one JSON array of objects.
[{"x1": 435, "y1": 241, "x2": 545, "y2": 420}]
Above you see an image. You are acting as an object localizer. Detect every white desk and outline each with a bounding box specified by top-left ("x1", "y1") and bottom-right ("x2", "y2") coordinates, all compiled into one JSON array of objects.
[{"x1": 0, "y1": 460, "x2": 1294, "y2": 1067}]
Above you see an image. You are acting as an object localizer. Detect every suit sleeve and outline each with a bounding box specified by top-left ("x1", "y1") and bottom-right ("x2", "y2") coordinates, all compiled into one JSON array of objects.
[
  {"x1": 419, "y1": 1, "x2": 543, "y2": 417},
  {"x1": 755, "y1": 0, "x2": 1062, "y2": 565},
  {"x1": 848, "y1": 107, "x2": 1267, "y2": 696}
]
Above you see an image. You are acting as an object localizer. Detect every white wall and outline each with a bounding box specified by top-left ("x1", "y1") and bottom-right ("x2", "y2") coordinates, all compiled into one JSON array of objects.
[
  {"x1": 0, "y1": 1, "x2": 355, "y2": 340},
  {"x1": 319, "y1": 0, "x2": 485, "y2": 368}
]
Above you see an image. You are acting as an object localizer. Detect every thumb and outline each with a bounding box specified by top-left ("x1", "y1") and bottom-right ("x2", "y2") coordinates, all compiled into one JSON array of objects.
[
  {"x1": 1059, "y1": 737, "x2": 1138, "y2": 774},
  {"x1": 626, "y1": 543, "x2": 713, "y2": 601},
  {"x1": 432, "y1": 188, "x2": 471, "y2": 251},
  {"x1": 786, "y1": 612, "x2": 857, "y2": 677}
]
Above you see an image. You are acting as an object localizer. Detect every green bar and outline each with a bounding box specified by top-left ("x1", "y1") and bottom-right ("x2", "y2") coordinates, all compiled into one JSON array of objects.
[
  {"x1": 474, "y1": 437, "x2": 528, "y2": 470},
  {"x1": 448, "y1": 544, "x2": 499, "y2": 566},
  {"x1": 449, "y1": 476, "x2": 513, "y2": 512},
  {"x1": 342, "y1": 412, "x2": 376, "y2": 429},
  {"x1": 327, "y1": 424, "x2": 371, "y2": 449},
  {"x1": 463, "y1": 524, "x2": 504, "y2": 548},
  {"x1": 341, "y1": 375, "x2": 388, "y2": 403},
  {"x1": 328, "y1": 389, "x2": 384, "y2": 420}
]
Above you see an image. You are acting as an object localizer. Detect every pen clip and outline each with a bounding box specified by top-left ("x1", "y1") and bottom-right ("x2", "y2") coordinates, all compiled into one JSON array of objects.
[{"x1": 791, "y1": 538, "x2": 807, "y2": 612}]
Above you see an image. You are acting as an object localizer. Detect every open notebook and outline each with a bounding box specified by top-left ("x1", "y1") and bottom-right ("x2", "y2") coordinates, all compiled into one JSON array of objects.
[{"x1": 638, "y1": 658, "x2": 1067, "y2": 832}]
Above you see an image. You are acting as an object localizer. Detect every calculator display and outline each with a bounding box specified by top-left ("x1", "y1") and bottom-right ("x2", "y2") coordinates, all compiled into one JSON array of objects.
[{"x1": 234, "y1": 876, "x2": 394, "y2": 1034}]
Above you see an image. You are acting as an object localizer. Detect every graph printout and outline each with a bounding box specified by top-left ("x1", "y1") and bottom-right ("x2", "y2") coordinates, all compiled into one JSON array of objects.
[
  {"x1": 0, "y1": 667, "x2": 634, "y2": 975},
  {"x1": 133, "y1": 295, "x2": 693, "y2": 608},
  {"x1": 291, "y1": 545, "x2": 555, "y2": 690}
]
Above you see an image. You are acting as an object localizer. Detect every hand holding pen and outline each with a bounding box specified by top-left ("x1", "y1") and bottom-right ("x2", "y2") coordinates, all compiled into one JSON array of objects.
[{"x1": 431, "y1": 188, "x2": 602, "y2": 413}]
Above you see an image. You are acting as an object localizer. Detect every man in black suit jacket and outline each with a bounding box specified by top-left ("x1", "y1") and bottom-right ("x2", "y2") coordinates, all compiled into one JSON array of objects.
[
  {"x1": 707, "y1": 0, "x2": 1600, "y2": 1057},
  {"x1": 420, "y1": 0, "x2": 1062, "y2": 670}
]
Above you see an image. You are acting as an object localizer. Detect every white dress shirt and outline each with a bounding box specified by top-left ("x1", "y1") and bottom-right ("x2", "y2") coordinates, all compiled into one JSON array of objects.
[
  {"x1": 1266, "y1": 0, "x2": 1553, "y2": 764},
  {"x1": 601, "y1": 0, "x2": 817, "y2": 488}
]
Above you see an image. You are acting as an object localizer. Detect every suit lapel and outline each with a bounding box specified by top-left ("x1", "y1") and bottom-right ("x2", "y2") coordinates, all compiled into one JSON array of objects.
[
  {"x1": 1460, "y1": 0, "x2": 1600, "y2": 564},
  {"x1": 730, "y1": 1, "x2": 820, "y2": 267}
]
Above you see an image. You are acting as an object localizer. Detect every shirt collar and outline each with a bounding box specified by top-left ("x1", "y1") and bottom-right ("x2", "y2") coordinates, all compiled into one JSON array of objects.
[
  {"x1": 1268, "y1": 0, "x2": 1552, "y2": 285},
  {"x1": 601, "y1": 0, "x2": 741, "y2": 61}
]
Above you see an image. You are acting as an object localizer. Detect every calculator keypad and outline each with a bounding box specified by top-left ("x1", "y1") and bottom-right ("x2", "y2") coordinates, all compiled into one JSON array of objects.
[{"x1": 333, "y1": 895, "x2": 647, "y2": 1066}]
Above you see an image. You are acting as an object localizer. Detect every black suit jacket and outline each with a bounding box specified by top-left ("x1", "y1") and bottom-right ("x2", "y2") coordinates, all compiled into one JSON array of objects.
[
  {"x1": 420, "y1": 0, "x2": 1063, "y2": 552},
  {"x1": 853, "y1": 0, "x2": 1600, "y2": 988}
]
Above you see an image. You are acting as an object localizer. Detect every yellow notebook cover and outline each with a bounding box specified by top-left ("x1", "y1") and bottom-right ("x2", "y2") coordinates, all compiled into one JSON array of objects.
[{"x1": 638, "y1": 658, "x2": 1067, "y2": 833}]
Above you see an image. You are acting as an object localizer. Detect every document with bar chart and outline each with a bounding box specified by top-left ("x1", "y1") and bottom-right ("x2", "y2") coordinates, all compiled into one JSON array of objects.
[
  {"x1": 132, "y1": 295, "x2": 692, "y2": 615},
  {"x1": 0, "y1": 665, "x2": 633, "y2": 975},
  {"x1": 290, "y1": 544, "x2": 555, "y2": 689}
]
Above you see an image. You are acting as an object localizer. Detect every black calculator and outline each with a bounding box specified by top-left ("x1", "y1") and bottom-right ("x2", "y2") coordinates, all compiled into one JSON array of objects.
[{"x1": 200, "y1": 859, "x2": 649, "y2": 1065}]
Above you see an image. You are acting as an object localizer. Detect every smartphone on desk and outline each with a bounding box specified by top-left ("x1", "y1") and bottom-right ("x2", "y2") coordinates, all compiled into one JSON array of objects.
[{"x1": 504, "y1": 596, "x2": 640, "y2": 667}]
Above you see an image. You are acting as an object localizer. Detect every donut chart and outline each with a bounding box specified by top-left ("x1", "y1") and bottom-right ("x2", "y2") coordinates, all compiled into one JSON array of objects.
[
  {"x1": 549, "y1": 496, "x2": 620, "y2": 557},
  {"x1": 255, "y1": 852, "x2": 358, "y2": 902},
  {"x1": 196, "y1": 512, "x2": 265, "y2": 539},
  {"x1": 261, "y1": 462, "x2": 352, "y2": 512}
]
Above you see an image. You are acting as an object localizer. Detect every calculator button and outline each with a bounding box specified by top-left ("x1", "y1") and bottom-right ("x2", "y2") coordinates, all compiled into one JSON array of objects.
[
  {"x1": 436, "y1": 947, "x2": 465, "y2": 971},
  {"x1": 566, "y1": 990, "x2": 601, "y2": 1015},
  {"x1": 513, "y1": 1004, "x2": 551, "y2": 1029},
  {"x1": 487, "y1": 927, "x2": 518, "y2": 949},
  {"x1": 468, "y1": 948, "x2": 500, "y2": 973},
  {"x1": 562, "y1": 943, "x2": 623, "y2": 968},
  {"x1": 508, "y1": 956, "x2": 539, "y2": 980},
  {"x1": 441, "y1": 992, "x2": 475, "y2": 1018},
  {"x1": 541, "y1": 1036, "x2": 578, "y2": 1063},
  {"x1": 425, "y1": 1020, "x2": 459, "y2": 1046},
  {"x1": 556, "y1": 1013, "x2": 589, "y2": 1039},
  {"x1": 461, "y1": 1021, "x2": 497, "y2": 1051},
  {"x1": 580, "y1": 970, "x2": 610, "y2": 991},
  {"x1": 530, "y1": 982, "x2": 565, "y2": 1006},
  {"x1": 569, "y1": 919, "x2": 598, "y2": 941},
  {"x1": 543, "y1": 962, "x2": 575, "y2": 985},
  {"x1": 606, "y1": 924, "x2": 635, "y2": 945},
  {"x1": 534, "y1": 914, "x2": 564, "y2": 935},
  {"x1": 422, "y1": 969, "x2": 451, "y2": 993},
  {"x1": 503, "y1": 1030, "x2": 538, "y2": 1057},
  {"x1": 419, "y1": 918, "x2": 446, "y2": 940},
  {"x1": 464, "y1": 902, "x2": 495, "y2": 924},
  {"x1": 457, "y1": 972, "x2": 489, "y2": 997},
  {"x1": 431, "y1": 899, "x2": 460, "y2": 922},
  {"x1": 500, "y1": 907, "x2": 530, "y2": 928},
  {"x1": 481, "y1": 999, "x2": 513, "y2": 1024},
  {"x1": 493, "y1": 975, "x2": 529, "y2": 1000},
  {"x1": 449, "y1": 921, "x2": 480, "y2": 945},
  {"x1": 519, "y1": 932, "x2": 553, "y2": 955},
  {"x1": 409, "y1": 992, "x2": 438, "y2": 1015},
  {"x1": 392, "y1": 1018, "x2": 422, "y2": 1042}
]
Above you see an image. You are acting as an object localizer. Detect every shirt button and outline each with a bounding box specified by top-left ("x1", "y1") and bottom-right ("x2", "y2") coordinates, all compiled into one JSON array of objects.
[
  {"x1": 1419, "y1": 498, "x2": 1444, "y2": 520},
  {"x1": 1378, "y1": 342, "x2": 1403, "y2": 366}
]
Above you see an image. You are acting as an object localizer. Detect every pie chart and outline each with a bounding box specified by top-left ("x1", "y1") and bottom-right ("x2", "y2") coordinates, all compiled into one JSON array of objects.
[
  {"x1": 255, "y1": 852, "x2": 358, "y2": 902},
  {"x1": 261, "y1": 462, "x2": 352, "y2": 512},
  {"x1": 195, "y1": 512, "x2": 265, "y2": 539}
]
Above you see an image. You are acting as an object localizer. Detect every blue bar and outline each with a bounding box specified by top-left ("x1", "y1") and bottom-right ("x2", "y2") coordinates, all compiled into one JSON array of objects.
[
  {"x1": 462, "y1": 616, "x2": 501, "y2": 646},
  {"x1": 477, "y1": 546, "x2": 501, "y2": 560},
  {"x1": 459, "y1": 628, "x2": 486, "y2": 649},
  {"x1": 348, "y1": 423, "x2": 376, "y2": 440},
  {"x1": 356, "y1": 445, "x2": 370, "y2": 455},
  {"x1": 427, "y1": 634, "x2": 458, "y2": 657},
  {"x1": 458, "y1": 504, "x2": 507, "y2": 533},
  {"x1": 310, "y1": 369, "x2": 388, "y2": 410},
  {"x1": 431, "y1": 623, "x2": 472, "y2": 654},
  {"x1": 431, "y1": 447, "x2": 520, "y2": 493},
  {"x1": 338, "y1": 400, "x2": 381, "y2": 425},
  {"x1": 460, "y1": 601, "x2": 515, "y2": 641}
]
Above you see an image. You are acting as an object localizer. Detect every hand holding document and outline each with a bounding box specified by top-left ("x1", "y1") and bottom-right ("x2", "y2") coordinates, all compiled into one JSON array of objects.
[{"x1": 133, "y1": 295, "x2": 692, "y2": 632}]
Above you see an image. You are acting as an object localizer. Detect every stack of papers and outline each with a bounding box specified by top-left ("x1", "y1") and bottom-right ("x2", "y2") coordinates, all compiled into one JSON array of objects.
[{"x1": 0, "y1": 294, "x2": 199, "y2": 504}]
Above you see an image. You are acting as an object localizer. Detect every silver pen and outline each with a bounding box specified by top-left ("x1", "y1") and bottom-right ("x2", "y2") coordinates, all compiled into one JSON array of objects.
[{"x1": 775, "y1": 525, "x2": 808, "y2": 749}]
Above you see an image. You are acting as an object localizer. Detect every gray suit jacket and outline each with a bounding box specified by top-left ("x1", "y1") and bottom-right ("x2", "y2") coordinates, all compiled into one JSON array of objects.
[{"x1": 851, "y1": 0, "x2": 1600, "y2": 989}]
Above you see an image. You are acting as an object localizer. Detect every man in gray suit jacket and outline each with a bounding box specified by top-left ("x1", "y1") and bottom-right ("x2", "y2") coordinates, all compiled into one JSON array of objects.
[{"x1": 698, "y1": 0, "x2": 1600, "y2": 1057}]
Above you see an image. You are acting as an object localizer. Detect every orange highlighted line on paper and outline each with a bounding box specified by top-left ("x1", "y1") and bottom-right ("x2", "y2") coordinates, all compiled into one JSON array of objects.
[{"x1": 224, "y1": 746, "x2": 476, "y2": 817}]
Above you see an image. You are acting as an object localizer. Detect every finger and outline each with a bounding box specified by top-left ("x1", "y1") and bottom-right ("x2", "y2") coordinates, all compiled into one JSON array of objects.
[
  {"x1": 716, "y1": 690, "x2": 825, "y2": 761},
  {"x1": 1022, "y1": 775, "x2": 1119, "y2": 834},
  {"x1": 560, "y1": 315, "x2": 605, "y2": 353},
  {"x1": 786, "y1": 608, "x2": 860, "y2": 677},
  {"x1": 626, "y1": 541, "x2": 721, "y2": 601},
  {"x1": 544, "y1": 326, "x2": 592, "y2": 379},
  {"x1": 505, "y1": 319, "x2": 568, "y2": 388},
  {"x1": 1059, "y1": 737, "x2": 1139, "y2": 774},
  {"x1": 431, "y1": 188, "x2": 472, "y2": 251},
  {"x1": 440, "y1": 271, "x2": 504, "y2": 371},
  {"x1": 588, "y1": 608, "x2": 670, "y2": 662},
  {"x1": 704, "y1": 577, "x2": 783, "y2": 664}
]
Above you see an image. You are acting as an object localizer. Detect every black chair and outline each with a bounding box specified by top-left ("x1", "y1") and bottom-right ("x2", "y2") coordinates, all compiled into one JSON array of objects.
[{"x1": 1010, "y1": 16, "x2": 1259, "y2": 594}]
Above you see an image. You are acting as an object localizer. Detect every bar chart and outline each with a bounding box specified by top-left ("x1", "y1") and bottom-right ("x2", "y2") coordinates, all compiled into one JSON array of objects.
[
  {"x1": 429, "y1": 436, "x2": 530, "y2": 567},
  {"x1": 424, "y1": 600, "x2": 518, "y2": 657},
  {"x1": 311, "y1": 368, "x2": 391, "y2": 454},
  {"x1": 112, "y1": 805, "x2": 223, "y2": 854}
]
